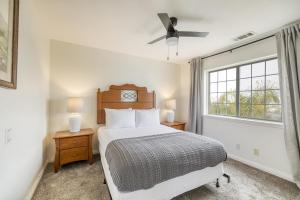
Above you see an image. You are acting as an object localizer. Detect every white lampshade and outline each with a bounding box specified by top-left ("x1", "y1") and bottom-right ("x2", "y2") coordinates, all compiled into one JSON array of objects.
[
  {"x1": 67, "y1": 97, "x2": 83, "y2": 113},
  {"x1": 166, "y1": 99, "x2": 176, "y2": 110}
]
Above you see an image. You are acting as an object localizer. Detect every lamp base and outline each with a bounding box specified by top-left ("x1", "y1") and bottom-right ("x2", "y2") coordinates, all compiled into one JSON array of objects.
[
  {"x1": 69, "y1": 115, "x2": 81, "y2": 133},
  {"x1": 166, "y1": 111, "x2": 175, "y2": 123}
]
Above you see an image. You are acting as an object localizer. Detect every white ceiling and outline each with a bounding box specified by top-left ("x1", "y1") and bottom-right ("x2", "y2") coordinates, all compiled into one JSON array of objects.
[{"x1": 36, "y1": 0, "x2": 300, "y2": 64}]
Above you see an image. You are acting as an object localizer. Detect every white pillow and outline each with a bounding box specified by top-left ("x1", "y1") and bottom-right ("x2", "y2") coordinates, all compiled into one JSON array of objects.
[
  {"x1": 135, "y1": 109, "x2": 160, "y2": 127},
  {"x1": 105, "y1": 108, "x2": 135, "y2": 128}
]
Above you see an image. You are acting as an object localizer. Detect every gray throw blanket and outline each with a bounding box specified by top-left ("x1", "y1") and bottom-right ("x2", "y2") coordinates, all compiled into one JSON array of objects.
[{"x1": 105, "y1": 132, "x2": 227, "y2": 192}]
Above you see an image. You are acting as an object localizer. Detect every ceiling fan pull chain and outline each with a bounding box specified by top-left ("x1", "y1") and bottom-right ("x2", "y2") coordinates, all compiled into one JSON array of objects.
[
  {"x1": 167, "y1": 46, "x2": 170, "y2": 60},
  {"x1": 176, "y1": 41, "x2": 179, "y2": 56}
]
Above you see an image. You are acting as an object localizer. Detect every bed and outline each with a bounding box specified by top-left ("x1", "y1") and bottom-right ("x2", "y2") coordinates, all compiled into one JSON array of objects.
[{"x1": 97, "y1": 84, "x2": 229, "y2": 200}]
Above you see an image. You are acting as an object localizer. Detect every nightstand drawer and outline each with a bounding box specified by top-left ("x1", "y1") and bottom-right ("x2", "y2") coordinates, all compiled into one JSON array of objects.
[
  {"x1": 60, "y1": 147, "x2": 88, "y2": 165},
  {"x1": 60, "y1": 136, "x2": 88, "y2": 150},
  {"x1": 172, "y1": 124, "x2": 185, "y2": 130}
]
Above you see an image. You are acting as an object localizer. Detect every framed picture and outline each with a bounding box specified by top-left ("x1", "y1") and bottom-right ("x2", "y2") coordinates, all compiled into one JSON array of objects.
[{"x1": 0, "y1": 0, "x2": 19, "y2": 89}]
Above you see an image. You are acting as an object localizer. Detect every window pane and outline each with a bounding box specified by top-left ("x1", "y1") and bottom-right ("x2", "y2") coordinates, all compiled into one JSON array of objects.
[
  {"x1": 209, "y1": 104, "x2": 218, "y2": 114},
  {"x1": 252, "y1": 91, "x2": 265, "y2": 104},
  {"x1": 266, "y1": 90, "x2": 281, "y2": 104},
  {"x1": 227, "y1": 92, "x2": 236, "y2": 103},
  {"x1": 218, "y1": 82, "x2": 226, "y2": 92},
  {"x1": 227, "y1": 104, "x2": 236, "y2": 116},
  {"x1": 240, "y1": 104, "x2": 251, "y2": 118},
  {"x1": 227, "y1": 68, "x2": 236, "y2": 80},
  {"x1": 210, "y1": 93, "x2": 218, "y2": 103},
  {"x1": 219, "y1": 104, "x2": 227, "y2": 115},
  {"x1": 208, "y1": 58, "x2": 281, "y2": 122},
  {"x1": 218, "y1": 93, "x2": 226, "y2": 103},
  {"x1": 252, "y1": 105, "x2": 265, "y2": 119},
  {"x1": 210, "y1": 72, "x2": 218, "y2": 82},
  {"x1": 266, "y1": 59, "x2": 278, "y2": 75},
  {"x1": 266, "y1": 105, "x2": 281, "y2": 121},
  {"x1": 252, "y1": 76, "x2": 265, "y2": 90},
  {"x1": 240, "y1": 65, "x2": 251, "y2": 78},
  {"x1": 210, "y1": 83, "x2": 217, "y2": 92},
  {"x1": 227, "y1": 81, "x2": 236, "y2": 92},
  {"x1": 266, "y1": 75, "x2": 280, "y2": 89},
  {"x1": 252, "y1": 62, "x2": 265, "y2": 77},
  {"x1": 218, "y1": 70, "x2": 226, "y2": 81},
  {"x1": 240, "y1": 78, "x2": 251, "y2": 91},
  {"x1": 240, "y1": 92, "x2": 251, "y2": 104}
]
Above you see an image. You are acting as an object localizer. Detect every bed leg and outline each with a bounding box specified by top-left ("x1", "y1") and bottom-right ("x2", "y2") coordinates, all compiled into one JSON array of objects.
[
  {"x1": 216, "y1": 178, "x2": 220, "y2": 188},
  {"x1": 223, "y1": 173, "x2": 231, "y2": 183},
  {"x1": 103, "y1": 177, "x2": 106, "y2": 184}
]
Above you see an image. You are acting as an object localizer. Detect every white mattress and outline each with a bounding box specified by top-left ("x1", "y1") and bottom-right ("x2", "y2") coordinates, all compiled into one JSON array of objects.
[{"x1": 98, "y1": 125, "x2": 224, "y2": 200}]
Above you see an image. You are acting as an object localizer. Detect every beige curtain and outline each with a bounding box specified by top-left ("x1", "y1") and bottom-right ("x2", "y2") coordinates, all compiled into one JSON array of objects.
[
  {"x1": 276, "y1": 23, "x2": 300, "y2": 188},
  {"x1": 187, "y1": 58, "x2": 203, "y2": 134}
]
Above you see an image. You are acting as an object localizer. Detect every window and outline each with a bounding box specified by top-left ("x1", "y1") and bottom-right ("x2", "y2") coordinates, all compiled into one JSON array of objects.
[{"x1": 208, "y1": 58, "x2": 281, "y2": 122}]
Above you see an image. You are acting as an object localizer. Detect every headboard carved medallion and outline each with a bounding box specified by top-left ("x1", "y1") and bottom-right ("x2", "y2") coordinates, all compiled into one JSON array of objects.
[
  {"x1": 121, "y1": 90, "x2": 137, "y2": 102},
  {"x1": 97, "y1": 84, "x2": 156, "y2": 124}
]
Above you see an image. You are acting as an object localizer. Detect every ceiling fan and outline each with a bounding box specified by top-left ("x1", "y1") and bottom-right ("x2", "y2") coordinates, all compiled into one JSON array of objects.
[{"x1": 148, "y1": 13, "x2": 209, "y2": 59}]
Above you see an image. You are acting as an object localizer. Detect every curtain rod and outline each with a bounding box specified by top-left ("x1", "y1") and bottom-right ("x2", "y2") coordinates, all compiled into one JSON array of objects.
[{"x1": 188, "y1": 34, "x2": 275, "y2": 64}]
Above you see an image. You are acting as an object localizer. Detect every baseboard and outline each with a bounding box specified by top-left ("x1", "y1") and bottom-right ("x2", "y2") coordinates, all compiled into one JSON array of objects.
[
  {"x1": 24, "y1": 160, "x2": 48, "y2": 200},
  {"x1": 228, "y1": 154, "x2": 294, "y2": 183}
]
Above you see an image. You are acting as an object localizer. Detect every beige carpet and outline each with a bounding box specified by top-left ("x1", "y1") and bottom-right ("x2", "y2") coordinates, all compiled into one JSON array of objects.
[{"x1": 32, "y1": 155, "x2": 300, "y2": 200}]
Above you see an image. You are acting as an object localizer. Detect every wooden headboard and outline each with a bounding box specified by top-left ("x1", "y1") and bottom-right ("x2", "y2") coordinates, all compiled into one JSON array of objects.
[{"x1": 97, "y1": 84, "x2": 156, "y2": 124}]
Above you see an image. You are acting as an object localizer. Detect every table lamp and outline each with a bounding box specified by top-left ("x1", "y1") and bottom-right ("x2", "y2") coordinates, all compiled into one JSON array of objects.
[
  {"x1": 67, "y1": 97, "x2": 83, "y2": 133},
  {"x1": 166, "y1": 99, "x2": 176, "y2": 123}
]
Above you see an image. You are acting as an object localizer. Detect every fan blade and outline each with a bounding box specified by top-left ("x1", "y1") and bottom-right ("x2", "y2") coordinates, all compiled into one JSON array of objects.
[
  {"x1": 157, "y1": 13, "x2": 174, "y2": 31},
  {"x1": 178, "y1": 31, "x2": 209, "y2": 37},
  {"x1": 148, "y1": 35, "x2": 166, "y2": 44}
]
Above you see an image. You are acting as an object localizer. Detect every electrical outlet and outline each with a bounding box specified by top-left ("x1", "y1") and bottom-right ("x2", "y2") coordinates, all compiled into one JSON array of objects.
[
  {"x1": 253, "y1": 148, "x2": 260, "y2": 156},
  {"x1": 235, "y1": 144, "x2": 240, "y2": 150},
  {"x1": 4, "y1": 128, "x2": 12, "y2": 144}
]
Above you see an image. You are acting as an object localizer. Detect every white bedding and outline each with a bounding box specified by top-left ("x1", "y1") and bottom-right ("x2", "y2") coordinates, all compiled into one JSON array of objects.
[
  {"x1": 98, "y1": 125, "x2": 224, "y2": 200},
  {"x1": 99, "y1": 125, "x2": 178, "y2": 154}
]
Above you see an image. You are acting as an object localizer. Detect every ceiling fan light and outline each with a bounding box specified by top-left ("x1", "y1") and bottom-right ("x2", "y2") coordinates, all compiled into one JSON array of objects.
[{"x1": 166, "y1": 37, "x2": 178, "y2": 46}]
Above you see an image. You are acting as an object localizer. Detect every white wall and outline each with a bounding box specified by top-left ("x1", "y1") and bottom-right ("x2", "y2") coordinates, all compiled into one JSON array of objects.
[
  {"x1": 203, "y1": 116, "x2": 292, "y2": 180},
  {"x1": 180, "y1": 36, "x2": 293, "y2": 181},
  {"x1": 48, "y1": 40, "x2": 181, "y2": 161},
  {"x1": 178, "y1": 63, "x2": 190, "y2": 122},
  {"x1": 202, "y1": 37, "x2": 277, "y2": 70},
  {"x1": 0, "y1": 1, "x2": 49, "y2": 199}
]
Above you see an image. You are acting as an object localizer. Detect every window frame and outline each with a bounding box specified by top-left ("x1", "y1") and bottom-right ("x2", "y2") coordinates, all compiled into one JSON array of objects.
[{"x1": 208, "y1": 57, "x2": 282, "y2": 122}]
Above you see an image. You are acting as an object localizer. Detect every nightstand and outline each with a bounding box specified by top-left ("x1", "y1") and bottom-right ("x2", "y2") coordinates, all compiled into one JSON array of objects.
[
  {"x1": 53, "y1": 128, "x2": 94, "y2": 172},
  {"x1": 161, "y1": 121, "x2": 186, "y2": 131}
]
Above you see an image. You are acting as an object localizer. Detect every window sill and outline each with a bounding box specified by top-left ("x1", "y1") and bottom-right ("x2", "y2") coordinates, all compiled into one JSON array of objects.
[{"x1": 203, "y1": 114, "x2": 284, "y2": 129}]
